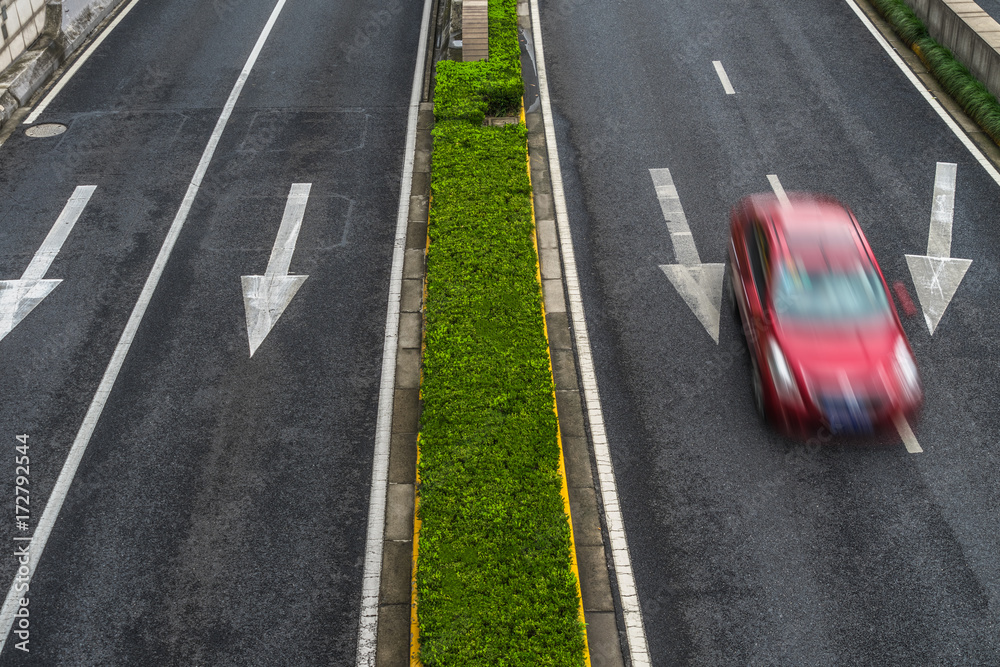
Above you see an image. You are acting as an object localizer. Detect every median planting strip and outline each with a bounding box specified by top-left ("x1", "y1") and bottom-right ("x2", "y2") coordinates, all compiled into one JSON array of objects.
[
  {"x1": 413, "y1": 0, "x2": 587, "y2": 663},
  {"x1": 869, "y1": 0, "x2": 1000, "y2": 143}
]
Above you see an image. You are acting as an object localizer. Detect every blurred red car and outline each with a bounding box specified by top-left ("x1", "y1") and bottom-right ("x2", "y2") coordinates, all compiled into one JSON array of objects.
[{"x1": 728, "y1": 193, "x2": 922, "y2": 435}]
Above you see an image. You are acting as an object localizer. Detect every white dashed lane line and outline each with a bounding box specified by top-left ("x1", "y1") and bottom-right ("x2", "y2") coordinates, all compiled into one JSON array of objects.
[{"x1": 712, "y1": 60, "x2": 736, "y2": 95}]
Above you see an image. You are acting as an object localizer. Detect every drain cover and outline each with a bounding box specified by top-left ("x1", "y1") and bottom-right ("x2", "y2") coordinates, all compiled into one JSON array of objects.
[{"x1": 25, "y1": 123, "x2": 67, "y2": 138}]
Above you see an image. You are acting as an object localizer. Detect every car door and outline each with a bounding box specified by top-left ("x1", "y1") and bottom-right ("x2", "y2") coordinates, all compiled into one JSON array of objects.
[{"x1": 743, "y1": 215, "x2": 771, "y2": 351}]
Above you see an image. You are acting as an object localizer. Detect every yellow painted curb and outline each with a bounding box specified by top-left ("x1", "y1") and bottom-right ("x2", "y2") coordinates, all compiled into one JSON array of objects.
[
  {"x1": 524, "y1": 101, "x2": 593, "y2": 667},
  {"x1": 409, "y1": 435, "x2": 423, "y2": 666},
  {"x1": 409, "y1": 200, "x2": 432, "y2": 667}
]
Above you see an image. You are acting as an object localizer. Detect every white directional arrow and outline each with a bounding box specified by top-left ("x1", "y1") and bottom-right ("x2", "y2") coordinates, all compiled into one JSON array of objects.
[
  {"x1": 242, "y1": 182, "x2": 311, "y2": 357},
  {"x1": 904, "y1": 162, "x2": 971, "y2": 335},
  {"x1": 650, "y1": 168, "x2": 725, "y2": 344},
  {"x1": 0, "y1": 185, "x2": 96, "y2": 342}
]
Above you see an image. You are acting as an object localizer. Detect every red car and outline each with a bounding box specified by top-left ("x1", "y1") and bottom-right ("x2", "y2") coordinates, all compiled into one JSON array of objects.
[{"x1": 728, "y1": 193, "x2": 922, "y2": 435}]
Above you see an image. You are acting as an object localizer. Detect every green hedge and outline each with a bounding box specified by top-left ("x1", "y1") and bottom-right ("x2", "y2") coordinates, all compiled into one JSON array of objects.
[
  {"x1": 870, "y1": 0, "x2": 1000, "y2": 143},
  {"x1": 416, "y1": 0, "x2": 586, "y2": 664},
  {"x1": 417, "y1": 121, "x2": 585, "y2": 665},
  {"x1": 434, "y1": 0, "x2": 523, "y2": 124}
]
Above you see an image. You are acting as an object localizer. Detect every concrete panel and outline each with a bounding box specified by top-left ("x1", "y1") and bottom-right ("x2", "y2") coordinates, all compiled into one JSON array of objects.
[{"x1": 904, "y1": 0, "x2": 1000, "y2": 99}]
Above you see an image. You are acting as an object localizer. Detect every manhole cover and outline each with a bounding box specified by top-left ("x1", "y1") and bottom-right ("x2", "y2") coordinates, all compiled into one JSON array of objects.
[{"x1": 25, "y1": 123, "x2": 67, "y2": 138}]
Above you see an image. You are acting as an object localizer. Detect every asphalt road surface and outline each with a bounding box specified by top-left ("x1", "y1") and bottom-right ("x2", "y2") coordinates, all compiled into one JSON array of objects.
[
  {"x1": 537, "y1": 0, "x2": 1000, "y2": 663},
  {"x1": 0, "y1": 0, "x2": 421, "y2": 663}
]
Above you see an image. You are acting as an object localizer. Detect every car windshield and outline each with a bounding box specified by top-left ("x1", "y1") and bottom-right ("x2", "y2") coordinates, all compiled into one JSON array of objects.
[{"x1": 772, "y1": 261, "x2": 890, "y2": 321}]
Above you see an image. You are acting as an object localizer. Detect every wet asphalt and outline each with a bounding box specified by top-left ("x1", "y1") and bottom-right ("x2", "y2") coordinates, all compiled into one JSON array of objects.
[
  {"x1": 0, "y1": 0, "x2": 421, "y2": 663},
  {"x1": 536, "y1": 0, "x2": 1000, "y2": 663}
]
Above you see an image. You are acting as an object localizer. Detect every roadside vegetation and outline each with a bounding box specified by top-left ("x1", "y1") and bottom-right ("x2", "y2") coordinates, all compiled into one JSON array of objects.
[
  {"x1": 415, "y1": 0, "x2": 587, "y2": 664},
  {"x1": 871, "y1": 0, "x2": 1000, "y2": 143}
]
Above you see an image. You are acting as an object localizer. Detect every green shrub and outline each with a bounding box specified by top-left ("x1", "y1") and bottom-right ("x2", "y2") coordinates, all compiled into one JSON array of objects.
[
  {"x1": 417, "y1": 118, "x2": 586, "y2": 667},
  {"x1": 870, "y1": 0, "x2": 927, "y2": 45}
]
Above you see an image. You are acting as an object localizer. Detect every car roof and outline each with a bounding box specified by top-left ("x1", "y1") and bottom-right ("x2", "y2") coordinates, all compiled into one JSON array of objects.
[{"x1": 742, "y1": 193, "x2": 872, "y2": 270}]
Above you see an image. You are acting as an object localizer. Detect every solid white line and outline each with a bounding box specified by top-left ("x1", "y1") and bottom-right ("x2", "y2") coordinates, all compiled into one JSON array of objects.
[
  {"x1": 354, "y1": 0, "x2": 433, "y2": 662},
  {"x1": 767, "y1": 173, "x2": 791, "y2": 207},
  {"x1": 894, "y1": 413, "x2": 923, "y2": 453},
  {"x1": 265, "y1": 183, "x2": 311, "y2": 278},
  {"x1": 841, "y1": 0, "x2": 1000, "y2": 188},
  {"x1": 0, "y1": 0, "x2": 291, "y2": 653},
  {"x1": 24, "y1": 0, "x2": 144, "y2": 124},
  {"x1": 927, "y1": 162, "x2": 957, "y2": 258},
  {"x1": 529, "y1": 0, "x2": 652, "y2": 664},
  {"x1": 21, "y1": 185, "x2": 96, "y2": 281},
  {"x1": 712, "y1": 60, "x2": 736, "y2": 95}
]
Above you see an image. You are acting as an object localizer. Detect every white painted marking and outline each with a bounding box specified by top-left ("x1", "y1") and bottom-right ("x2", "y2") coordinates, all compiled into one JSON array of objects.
[
  {"x1": 926, "y1": 162, "x2": 956, "y2": 258},
  {"x1": 905, "y1": 162, "x2": 972, "y2": 334},
  {"x1": 354, "y1": 0, "x2": 434, "y2": 662},
  {"x1": 650, "y1": 168, "x2": 724, "y2": 344},
  {"x1": 767, "y1": 174, "x2": 791, "y2": 207},
  {"x1": 650, "y1": 168, "x2": 701, "y2": 265},
  {"x1": 25, "y1": 0, "x2": 144, "y2": 124},
  {"x1": 904, "y1": 255, "x2": 971, "y2": 334},
  {"x1": 841, "y1": 0, "x2": 1000, "y2": 189},
  {"x1": 0, "y1": 0, "x2": 291, "y2": 653},
  {"x1": 660, "y1": 264, "x2": 725, "y2": 343},
  {"x1": 894, "y1": 413, "x2": 923, "y2": 453},
  {"x1": 0, "y1": 185, "x2": 95, "y2": 342},
  {"x1": 242, "y1": 183, "x2": 311, "y2": 357},
  {"x1": 530, "y1": 0, "x2": 651, "y2": 664},
  {"x1": 712, "y1": 60, "x2": 736, "y2": 94}
]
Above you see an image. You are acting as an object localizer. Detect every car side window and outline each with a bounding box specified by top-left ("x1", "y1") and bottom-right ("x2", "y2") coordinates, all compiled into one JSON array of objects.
[{"x1": 745, "y1": 220, "x2": 768, "y2": 298}]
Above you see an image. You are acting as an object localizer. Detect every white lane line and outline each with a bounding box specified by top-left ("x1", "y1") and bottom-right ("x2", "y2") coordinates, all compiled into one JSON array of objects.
[
  {"x1": 24, "y1": 0, "x2": 144, "y2": 124},
  {"x1": 842, "y1": 0, "x2": 1000, "y2": 188},
  {"x1": 353, "y1": 0, "x2": 433, "y2": 661},
  {"x1": 530, "y1": 0, "x2": 651, "y2": 664},
  {"x1": 767, "y1": 174, "x2": 791, "y2": 207},
  {"x1": 712, "y1": 60, "x2": 736, "y2": 95},
  {"x1": 0, "y1": 0, "x2": 291, "y2": 653},
  {"x1": 894, "y1": 413, "x2": 923, "y2": 453}
]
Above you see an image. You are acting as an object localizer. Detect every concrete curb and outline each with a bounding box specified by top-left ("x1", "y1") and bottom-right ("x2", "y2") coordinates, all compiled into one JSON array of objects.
[
  {"x1": 525, "y1": 108, "x2": 627, "y2": 667},
  {"x1": 0, "y1": 0, "x2": 129, "y2": 126},
  {"x1": 373, "y1": 101, "x2": 432, "y2": 666},
  {"x1": 518, "y1": 0, "x2": 627, "y2": 663},
  {"x1": 60, "y1": 0, "x2": 130, "y2": 56}
]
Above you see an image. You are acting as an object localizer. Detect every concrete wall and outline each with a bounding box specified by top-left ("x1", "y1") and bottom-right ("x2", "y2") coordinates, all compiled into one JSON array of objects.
[
  {"x1": 0, "y1": 0, "x2": 46, "y2": 74},
  {"x1": 904, "y1": 0, "x2": 1000, "y2": 100}
]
